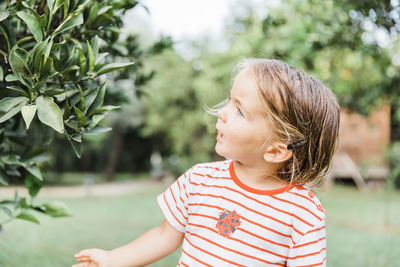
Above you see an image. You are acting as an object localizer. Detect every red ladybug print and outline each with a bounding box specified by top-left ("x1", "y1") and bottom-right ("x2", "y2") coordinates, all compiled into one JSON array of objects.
[{"x1": 215, "y1": 210, "x2": 241, "y2": 237}]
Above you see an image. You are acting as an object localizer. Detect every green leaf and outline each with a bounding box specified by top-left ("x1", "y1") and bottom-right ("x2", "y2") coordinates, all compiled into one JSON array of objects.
[
  {"x1": 17, "y1": 11, "x2": 43, "y2": 42},
  {"x1": 0, "y1": 97, "x2": 28, "y2": 123},
  {"x1": 0, "y1": 97, "x2": 28, "y2": 114},
  {"x1": 86, "y1": 2, "x2": 98, "y2": 25},
  {"x1": 0, "y1": 66, "x2": 3, "y2": 81},
  {"x1": 97, "y1": 6, "x2": 112, "y2": 16},
  {"x1": 0, "y1": 169, "x2": 8, "y2": 186},
  {"x1": 16, "y1": 212, "x2": 40, "y2": 224},
  {"x1": 83, "y1": 125, "x2": 111, "y2": 136},
  {"x1": 77, "y1": 47, "x2": 87, "y2": 75},
  {"x1": 5, "y1": 74, "x2": 18, "y2": 82},
  {"x1": 87, "y1": 114, "x2": 105, "y2": 129},
  {"x1": 53, "y1": 13, "x2": 83, "y2": 36},
  {"x1": 44, "y1": 88, "x2": 65, "y2": 96},
  {"x1": 76, "y1": 84, "x2": 86, "y2": 111},
  {"x1": 54, "y1": 88, "x2": 79, "y2": 102},
  {"x1": 41, "y1": 201, "x2": 72, "y2": 217},
  {"x1": 63, "y1": 97, "x2": 71, "y2": 120},
  {"x1": 39, "y1": 56, "x2": 56, "y2": 80},
  {"x1": 21, "y1": 104, "x2": 37, "y2": 129},
  {"x1": 47, "y1": 0, "x2": 64, "y2": 16},
  {"x1": 84, "y1": 88, "x2": 98, "y2": 111},
  {"x1": 6, "y1": 86, "x2": 30, "y2": 98},
  {"x1": 9, "y1": 48, "x2": 29, "y2": 79},
  {"x1": 0, "y1": 11, "x2": 9, "y2": 22},
  {"x1": 86, "y1": 40, "x2": 95, "y2": 73},
  {"x1": 95, "y1": 52, "x2": 108, "y2": 65},
  {"x1": 0, "y1": 24, "x2": 10, "y2": 52},
  {"x1": 36, "y1": 96, "x2": 64, "y2": 133},
  {"x1": 86, "y1": 81, "x2": 108, "y2": 115},
  {"x1": 47, "y1": 0, "x2": 56, "y2": 14},
  {"x1": 1, "y1": 154, "x2": 23, "y2": 166},
  {"x1": 24, "y1": 173, "x2": 43, "y2": 198},
  {"x1": 95, "y1": 62, "x2": 135, "y2": 76},
  {"x1": 25, "y1": 165, "x2": 44, "y2": 181},
  {"x1": 24, "y1": 152, "x2": 51, "y2": 164},
  {"x1": 16, "y1": 36, "x2": 35, "y2": 47},
  {"x1": 89, "y1": 105, "x2": 120, "y2": 116},
  {"x1": 91, "y1": 35, "x2": 99, "y2": 59},
  {"x1": 71, "y1": 133, "x2": 81, "y2": 142},
  {"x1": 73, "y1": 106, "x2": 86, "y2": 128},
  {"x1": 0, "y1": 101, "x2": 26, "y2": 123}
]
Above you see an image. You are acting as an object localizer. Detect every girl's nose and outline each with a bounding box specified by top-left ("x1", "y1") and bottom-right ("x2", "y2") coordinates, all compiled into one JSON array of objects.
[{"x1": 218, "y1": 107, "x2": 227, "y2": 123}]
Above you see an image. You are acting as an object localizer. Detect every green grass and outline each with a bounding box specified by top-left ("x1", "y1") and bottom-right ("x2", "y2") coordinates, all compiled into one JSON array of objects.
[
  {"x1": 44, "y1": 172, "x2": 151, "y2": 186},
  {"x1": 0, "y1": 184, "x2": 399, "y2": 266}
]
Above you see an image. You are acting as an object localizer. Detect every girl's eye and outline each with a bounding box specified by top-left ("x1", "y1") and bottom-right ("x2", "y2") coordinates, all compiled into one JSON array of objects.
[{"x1": 236, "y1": 107, "x2": 244, "y2": 117}]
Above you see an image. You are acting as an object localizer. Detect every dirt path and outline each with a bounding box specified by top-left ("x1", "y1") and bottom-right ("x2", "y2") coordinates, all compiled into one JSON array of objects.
[{"x1": 0, "y1": 178, "x2": 173, "y2": 199}]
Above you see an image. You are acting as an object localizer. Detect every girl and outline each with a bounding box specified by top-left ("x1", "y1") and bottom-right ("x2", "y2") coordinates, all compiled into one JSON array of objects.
[{"x1": 73, "y1": 58, "x2": 339, "y2": 267}]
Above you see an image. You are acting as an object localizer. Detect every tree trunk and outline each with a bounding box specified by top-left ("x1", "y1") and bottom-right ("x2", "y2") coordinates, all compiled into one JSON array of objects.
[{"x1": 104, "y1": 124, "x2": 124, "y2": 181}]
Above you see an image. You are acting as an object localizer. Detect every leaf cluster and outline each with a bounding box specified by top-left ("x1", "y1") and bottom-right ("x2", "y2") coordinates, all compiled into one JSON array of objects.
[{"x1": 0, "y1": 0, "x2": 139, "y2": 228}]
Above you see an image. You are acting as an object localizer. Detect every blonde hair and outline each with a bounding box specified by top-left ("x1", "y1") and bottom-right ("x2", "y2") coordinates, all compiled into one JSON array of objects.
[{"x1": 234, "y1": 58, "x2": 340, "y2": 186}]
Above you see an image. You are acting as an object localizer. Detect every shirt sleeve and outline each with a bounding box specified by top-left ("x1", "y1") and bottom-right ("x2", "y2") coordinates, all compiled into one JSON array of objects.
[
  {"x1": 157, "y1": 168, "x2": 192, "y2": 232},
  {"x1": 287, "y1": 218, "x2": 326, "y2": 267}
]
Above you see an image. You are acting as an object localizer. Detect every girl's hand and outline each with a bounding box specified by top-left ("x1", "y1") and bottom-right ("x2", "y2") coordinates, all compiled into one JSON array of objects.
[{"x1": 72, "y1": 248, "x2": 110, "y2": 267}]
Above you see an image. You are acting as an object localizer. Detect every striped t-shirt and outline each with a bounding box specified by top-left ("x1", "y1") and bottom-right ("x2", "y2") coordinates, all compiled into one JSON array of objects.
[{"x1": 157, "y1": 160, "x2": 326, "y2": 266}]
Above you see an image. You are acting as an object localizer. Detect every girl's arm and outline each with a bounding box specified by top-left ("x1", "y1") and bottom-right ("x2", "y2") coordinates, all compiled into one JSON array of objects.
[{"x1": 72, "y1": 219, "x2": 184, "y2": 267}]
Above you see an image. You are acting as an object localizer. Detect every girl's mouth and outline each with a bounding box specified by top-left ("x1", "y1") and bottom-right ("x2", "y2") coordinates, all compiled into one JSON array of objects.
[{"x1": 216, "y1": 132, "x2": 224, "y2": 143}]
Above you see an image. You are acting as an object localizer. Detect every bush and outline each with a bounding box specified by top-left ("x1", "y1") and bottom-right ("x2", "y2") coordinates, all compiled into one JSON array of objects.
[{"x1": 0, "y1": 0, "x2": 140, "y2": 229}]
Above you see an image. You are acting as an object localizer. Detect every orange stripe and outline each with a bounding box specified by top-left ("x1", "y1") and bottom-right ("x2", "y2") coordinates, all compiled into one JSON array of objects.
[
  {"x1": 163, "y1": 194, "x2": 185, "y2": 227},
  {"x1": 176, "y1": 178, "x2": 182, "y2": 193},
  {"x1": 182, "y1": 182, "x2": 189, "y2": 199},
  {"x1": 293, "y1": 237, "x2": 326, "y2": 249},
  {"x1": 297, "y1": 257, "x2": 326, "y2": 267},
  {"x1": 188, "y1": 202, "x2": 224, "y2": 211},
  {"x1": 190, "y1": 182, "x2": 314, "y2": 227},
  {"x1": 184, "y1": 236, "x2": 245, "y2": 266},
  {"x1": 289, "y1": 191, "x2": 316, "y2": 205},
  {"x1": 188, "y1": 222, "x2": 290, "y2": 259},
  {"x1": 188, "y1": 215, "x2": 291, "y2": 249},
  {"x1": 188, "y1": 231, "x2": 286, "y2": 266},
  {"x1": 176, "y1": 179, "x2": 187, "y2": 210},
  {"x1": 240, "y1": 216, "x2": 292, "y2": 239},
  {"x1": 182, "y1": 248, "x2": 212, "y2": 266},
  {"x1": 239, "y1": 227, "x2": 290, "y2": 249},
  {"x1": 196, "y1": 165, "x2": 229, "y2": 172},
  {"x1": 180, "y1": 261, "x2": 188, "y2": 267},
  {"x1": 189, "y1": 192, "x2": 304, "y2": 235},
  {"x1": 288, "y1": 247, "x2": 326, "y2": 260},
  {"x1": 169, "y1": 187, "x2": 187, "y2": 221},
  {"x1": 192, "y1": 172, "x2": 231, "y2": 180},
  {"x1": 271, "y1": 195, "x2": 322, "y2": 221},
  {"x1": 188, "y1": 203, "x2": 295, "y2": 239},
  {"x1": 308, "y1": 225, "x2": 325, "y2": 234},
  {"x1": 190, "y1": 212, "x2": 217, "y2": 220}
]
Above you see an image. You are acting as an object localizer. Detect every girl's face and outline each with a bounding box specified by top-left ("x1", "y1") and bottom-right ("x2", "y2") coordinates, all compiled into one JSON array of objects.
[{"x1": 215, "y1": 70, "x2": 273, "y2": 165}]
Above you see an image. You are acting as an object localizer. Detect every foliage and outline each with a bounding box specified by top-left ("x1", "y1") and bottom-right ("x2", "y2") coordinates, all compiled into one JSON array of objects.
[
  {"x1": 141, "y1": 49, "x2": 232, "y2": 174},
  {"x1": 141, "y1": 0, "x2": 400, "y2": 181},
  {"x1": 387, "y1": 142, "x2": 400, "y2": 189},
  {"x1": 0, "y1": 0, "x2": 141, "y2": 228}
]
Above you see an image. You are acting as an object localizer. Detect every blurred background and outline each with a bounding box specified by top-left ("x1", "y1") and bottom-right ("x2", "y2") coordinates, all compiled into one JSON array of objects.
[{"x1": 1, "y1": 0, "x2": 400, "y2": 266}]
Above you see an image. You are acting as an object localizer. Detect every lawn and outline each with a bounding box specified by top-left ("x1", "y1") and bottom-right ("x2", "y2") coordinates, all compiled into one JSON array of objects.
[{"x1": 0, "y1": 184, "x2": 399, "y2": 267}]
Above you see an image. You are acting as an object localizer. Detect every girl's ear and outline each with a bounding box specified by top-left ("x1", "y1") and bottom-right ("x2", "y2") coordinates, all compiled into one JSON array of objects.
[{"x1": 263, "y1": 143, "x2": 293, "y2": 163}]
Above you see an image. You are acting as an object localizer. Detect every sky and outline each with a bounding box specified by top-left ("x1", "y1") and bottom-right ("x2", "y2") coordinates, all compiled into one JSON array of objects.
[
  {"x1": 122, "y1": 0, "x2": 277, "y2": 59},
  {"x1": 142, "y1": 0, "x2": 231, "y2": 40}
]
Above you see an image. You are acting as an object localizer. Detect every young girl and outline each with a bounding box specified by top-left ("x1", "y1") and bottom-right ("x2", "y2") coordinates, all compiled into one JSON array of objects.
[{"x1": 73, "y1": 58, "x2": 339, "y2": 267}]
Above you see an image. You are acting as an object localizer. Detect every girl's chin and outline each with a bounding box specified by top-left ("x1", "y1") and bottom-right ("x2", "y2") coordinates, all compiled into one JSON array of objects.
[{"x1": 215, "y1": 146, "x2": 230, "y2": 160}]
